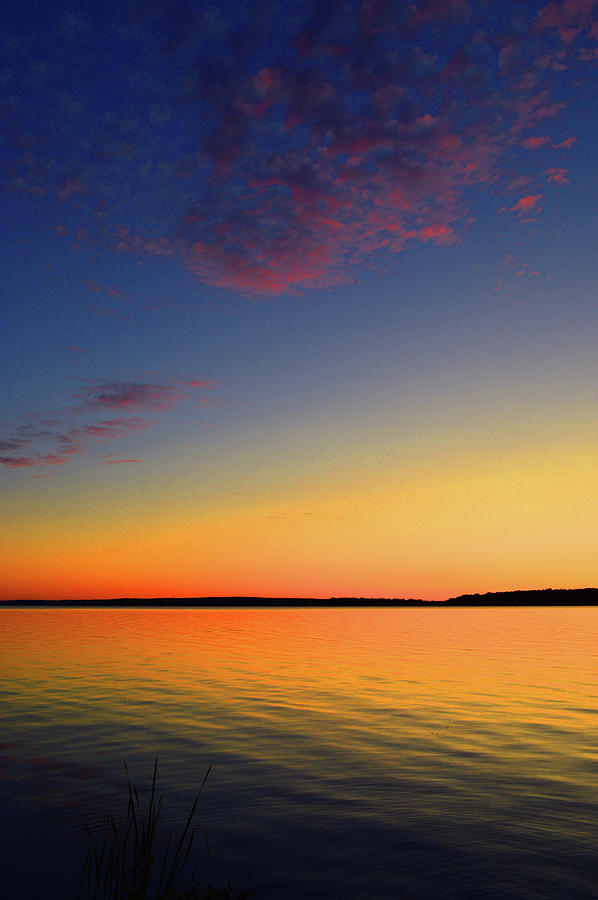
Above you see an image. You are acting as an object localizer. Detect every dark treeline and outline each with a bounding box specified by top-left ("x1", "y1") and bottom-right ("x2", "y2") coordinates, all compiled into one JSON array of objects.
[
  {"x1": 1, "y1": 596, "x2": 427, "y2": 607},
  {"x1": 445, "y1": 588, "x2": 598, "y2": 605},
  {"x1": 2, "y1": 589, "x2": 598, "y2": 606}
]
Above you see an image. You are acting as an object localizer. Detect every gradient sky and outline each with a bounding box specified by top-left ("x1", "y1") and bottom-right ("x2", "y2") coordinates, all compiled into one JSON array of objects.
[{"x1": 2, "y1": 0, "x2": 597, "y2": 601}]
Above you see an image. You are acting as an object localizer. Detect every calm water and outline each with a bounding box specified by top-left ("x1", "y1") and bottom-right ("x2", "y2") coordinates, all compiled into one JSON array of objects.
[{"x1": 1, "y1": 607, "x2": 598, "y2": 898}]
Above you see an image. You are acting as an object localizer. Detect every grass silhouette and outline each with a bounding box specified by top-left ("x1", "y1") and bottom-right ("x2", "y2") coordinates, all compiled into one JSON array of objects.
[{"x1": 76, "y1": 759, "x2": 252, "y2": 900}]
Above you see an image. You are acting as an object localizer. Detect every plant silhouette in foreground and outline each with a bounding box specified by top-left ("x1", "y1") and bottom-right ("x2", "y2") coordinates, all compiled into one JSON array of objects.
[{"x1": 77, "y1": 759, "x2": 252, "y2": 900}]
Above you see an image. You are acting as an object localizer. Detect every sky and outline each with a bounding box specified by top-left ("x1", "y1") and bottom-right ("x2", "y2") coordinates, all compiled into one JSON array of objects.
[{"x1": 2, "y1": 0, "x2": 597, "y2": 601}]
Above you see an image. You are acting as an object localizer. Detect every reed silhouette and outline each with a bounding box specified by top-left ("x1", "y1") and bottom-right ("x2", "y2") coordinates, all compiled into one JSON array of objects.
[{"x1": 76, "y1": 759, "x2": 252, "y2": 900}]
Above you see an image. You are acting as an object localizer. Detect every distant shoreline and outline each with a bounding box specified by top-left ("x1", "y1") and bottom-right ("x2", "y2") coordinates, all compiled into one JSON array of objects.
[{"x1": 2, "y1": 588, "x2": 598, "y2": 607}]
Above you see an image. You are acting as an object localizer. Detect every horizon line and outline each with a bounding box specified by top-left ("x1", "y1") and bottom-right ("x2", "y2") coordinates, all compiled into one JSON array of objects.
[{"x1": 2, "y1": 588, "x2": 598, "y2": 607}]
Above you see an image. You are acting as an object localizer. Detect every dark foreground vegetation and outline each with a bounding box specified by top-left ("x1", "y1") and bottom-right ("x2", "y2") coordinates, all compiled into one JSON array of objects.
[{"x1": 75, "y1": 760, "x2": 251, "y2": 900}]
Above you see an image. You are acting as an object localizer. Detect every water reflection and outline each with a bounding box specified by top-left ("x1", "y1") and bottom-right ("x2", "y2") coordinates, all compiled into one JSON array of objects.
[{"x1": 1, "y1": 607, "x2": 598, "y2": 898}]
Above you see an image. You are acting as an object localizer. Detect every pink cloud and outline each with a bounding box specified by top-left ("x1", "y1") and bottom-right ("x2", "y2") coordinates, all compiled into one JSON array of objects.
[
  {"x1": 516, "y1": 263, "x2": 540, "y2": 277},
  {"x1": 82, "y1": 417, "x2": 151, "y2": 440},
  {"x1": 553, "y1": 136, "x2": 577, "y2": 149},
  {"x1": 9, "y1": 0, "x2": 595, "y2": 298},
  {"x1": 0, "y1": 456, "x2": 39, "y2": 469},
  {"x1": 544, "y1": 167, "x2": 570, "y2": 184},
  {"x1": 510, "y1": 194, "x2": 543, "y2": 214},
  {"x1": 186, "y1": 234, "x2": 343, "y2": 296},
  {"x1": 521, "y1": 136, "x2": 552, "y2": 150},
  {"x1": 187, "y1": 379, "x2": 215, "y2": 389},
  {"x1": 494, "y1": 251, "x2": 546, "y2": 291},
  {"x1": 418, "y1": 224, "x2": 458, "y2": 245},
  {"x1": 75, "y1": 381, "x2": 182, "y2": 411},
  {"x1": 1, "y1": 377, "x2": 219, "y2": 469}
]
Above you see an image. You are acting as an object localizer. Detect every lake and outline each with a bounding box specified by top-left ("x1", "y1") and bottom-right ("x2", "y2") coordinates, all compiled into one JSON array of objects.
[{"x1": 1, "y1": 607, "x2": 598, "y2": 898}]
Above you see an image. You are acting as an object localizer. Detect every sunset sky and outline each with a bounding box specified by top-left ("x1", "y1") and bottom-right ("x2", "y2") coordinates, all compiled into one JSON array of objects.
[{"x1": 2, "y1": 0, "x2": 597, "y2": 601}]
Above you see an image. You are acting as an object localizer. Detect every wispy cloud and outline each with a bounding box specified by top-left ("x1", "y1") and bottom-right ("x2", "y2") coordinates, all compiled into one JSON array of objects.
[
  {"x1": 187, "y1": 379, "x2": 215, "y2": 389},
  {"x1": 75, "y1": 381, "x2": 183, "y2": 411},
  {"x1": 0, "y1": 377, "x2": 215, "y2": 469},
  {"x1": 553, "y1": 136, "x2": 578, "y2": 149}
]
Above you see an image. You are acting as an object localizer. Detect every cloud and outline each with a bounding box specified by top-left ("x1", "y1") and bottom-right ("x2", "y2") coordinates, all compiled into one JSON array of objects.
[
  {"x1": 509, "y1": 194, "x2": 543, "y2": 215},
  {"x1": 418, "y1": 224, "x2": 458, "y2": 245},
  {"x1": 81, "y1": 416, "x2": 152, "y2": 439},
  {"x1": 187, "y1": 379, "x2": 215, "y2": 389},
  {"x1": 544, "y1": 167, "x2": 570, "y2": 184},
  {"x1": 535, "y1": 0, "x2": 598, "y2": 43},
  {"x1": 81, "y1": 280, "x2": 126, "y2": 301},
  {"x1": 0, "y1": 415, "x2": 150, "y2": 469},
  {"x1": 493, "y1": 249, "x2": 547, "y2": 291},
  {"x1": 0, "y1": 456, "x2": 39, "y2": 469},
  {"x1": 5, "y1": 0, "x2": 598, "y2": 295},
  {"x1": 553, "y1": 136, "x2": 577, "y2": 149},
  {"x1": 75, "y1": 381, "x2": 183, "y2": 411},
  {"x1": 521, "y1": 136, "x2": 552, "y2": 150},
  {"x1": 0, "y1": 377, "x2": 215, "y2": 469}
]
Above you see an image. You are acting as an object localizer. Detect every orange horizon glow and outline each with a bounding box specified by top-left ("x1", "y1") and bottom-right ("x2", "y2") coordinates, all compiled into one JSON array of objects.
[{"x1": 2, "y1": 430, "x2": 596, "y2": 603}]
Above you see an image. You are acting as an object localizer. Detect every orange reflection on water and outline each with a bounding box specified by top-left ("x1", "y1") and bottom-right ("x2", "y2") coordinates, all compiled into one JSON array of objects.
[
  {"x1": 3, "y1": 607, "x2": 598, "y2": 842},
  {"x1": 4, "y1": 606, "x2": 598, "y2": 728},
  {"x1": 2, "y1": 606, "x2": 598, "y2": 900}
]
